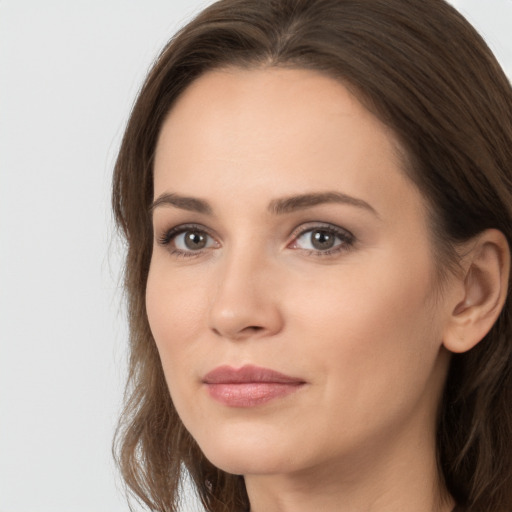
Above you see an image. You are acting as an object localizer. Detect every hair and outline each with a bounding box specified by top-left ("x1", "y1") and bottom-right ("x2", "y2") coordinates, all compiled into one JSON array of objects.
[{"x1": 112, "y1": 0, "x2": 512, "y2": 511}]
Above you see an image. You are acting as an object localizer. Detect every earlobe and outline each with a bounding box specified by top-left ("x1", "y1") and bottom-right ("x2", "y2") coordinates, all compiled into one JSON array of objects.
[{"x1": 443, "y1": 229, "x2": 510, "y2": 354}]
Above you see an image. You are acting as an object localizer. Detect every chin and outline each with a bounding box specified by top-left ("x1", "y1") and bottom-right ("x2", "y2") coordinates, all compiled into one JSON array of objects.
[
  {"x1": 191, "y1": 423, "x2": 300, "y2": 476},
  {"x1": 202, "y1": 445, "x2": 289, "y2": 476}
]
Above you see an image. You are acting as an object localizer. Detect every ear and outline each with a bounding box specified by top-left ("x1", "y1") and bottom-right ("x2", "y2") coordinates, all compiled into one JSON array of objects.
[{"x1": 443, "y1": 229, "x2": 510, "y2": 354}]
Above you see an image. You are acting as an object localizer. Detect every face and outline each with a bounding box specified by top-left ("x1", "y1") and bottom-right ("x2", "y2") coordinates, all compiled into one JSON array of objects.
[{"x1": 147, "y1": 68, "x2": 452, "y2": 479}]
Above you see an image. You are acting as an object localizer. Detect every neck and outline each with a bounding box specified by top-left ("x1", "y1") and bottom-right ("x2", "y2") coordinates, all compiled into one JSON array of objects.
[{"x1": 245, "y1": 412, "x2": 454, "y2": 512}]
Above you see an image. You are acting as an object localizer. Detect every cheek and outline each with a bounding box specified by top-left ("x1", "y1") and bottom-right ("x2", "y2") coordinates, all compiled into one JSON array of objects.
[
  {"x1": 145, "y1": 263, "x2": 214, "y2": 433},
  {"x1": 145, "y1": 261, "x2": 208, "y2": 377},
  {"x1": 284, "y1": 250, "x2": 440, "y2": 393},
  {"x1": 287, "y1": 271, "x2": 441, "y2": 453},
  {"x1": 288, "y1": 252, "x2": 435, "y2": 338}
]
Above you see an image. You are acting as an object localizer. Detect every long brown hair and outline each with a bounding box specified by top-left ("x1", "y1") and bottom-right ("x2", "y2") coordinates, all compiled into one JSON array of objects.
[{"x1": 112, "y1": 1, "x2": 512, "y2": 510}]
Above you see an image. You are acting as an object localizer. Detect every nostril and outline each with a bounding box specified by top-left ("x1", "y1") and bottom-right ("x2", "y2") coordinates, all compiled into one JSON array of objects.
[
  {"x1": 242, "y1": 326, "x2": 265, "y2": 335},
  {"x1": 211, "y1": 324, "x2": 265, "y2": 339}
]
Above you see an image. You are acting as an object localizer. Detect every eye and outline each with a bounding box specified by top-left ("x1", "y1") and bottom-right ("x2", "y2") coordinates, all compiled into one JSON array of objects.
[
  {"x1": 175, "y1": 230, "x2": 214, "y2": 251},
  {"x1": 158, "y1": 224, "x2": 219, "y2": 256},
  {"x1": 289, "y1": 224, "x2": 354, "y2": 254}
]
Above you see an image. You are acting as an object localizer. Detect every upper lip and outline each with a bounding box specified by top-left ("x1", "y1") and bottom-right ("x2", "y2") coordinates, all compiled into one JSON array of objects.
[{"x1": 203, "y1": 365, "x2": 304, "y2": 384}]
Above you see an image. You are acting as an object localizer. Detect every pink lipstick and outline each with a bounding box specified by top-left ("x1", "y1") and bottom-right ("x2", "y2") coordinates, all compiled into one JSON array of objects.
[{"x1": 203, "y1": 365, "x2": 305, "y2": 407}]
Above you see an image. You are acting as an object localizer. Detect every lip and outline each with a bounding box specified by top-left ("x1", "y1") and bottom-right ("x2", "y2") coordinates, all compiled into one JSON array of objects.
[{"x1": 203, "y1": 365, "x2": 305, "y2": 407}]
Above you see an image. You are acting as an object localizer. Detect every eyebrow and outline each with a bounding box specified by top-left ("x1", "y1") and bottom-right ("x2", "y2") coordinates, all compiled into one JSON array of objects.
[
  {"x1": 268, "y1": 192, "x2": 378, "y2": 216},
  {"x1": 150, "y1": 191, "x2": 378, "y2": 217},
  {"x1": 150, "y1": 193, "x2": 213, "y2": 215}
]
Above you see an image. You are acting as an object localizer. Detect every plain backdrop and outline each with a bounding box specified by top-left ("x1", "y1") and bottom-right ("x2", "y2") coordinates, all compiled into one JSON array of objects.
[{"x1": 0, "y1": 1, "x2": 511, "y2": 511}]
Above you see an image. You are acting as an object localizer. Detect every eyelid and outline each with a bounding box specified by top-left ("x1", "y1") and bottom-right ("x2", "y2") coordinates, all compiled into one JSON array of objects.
[
  {"x1": 157, "y1": 223, "x2": 220, "y2": 251},
  {"x1": 156, "y1": 221, "x2": 355, "y2": 258},
  {"x1": 287, "y1": 222, "x2": 355, "y2": 254},
  {"x1": 289, "y1": 221, "x2": 354, "y2": 240}
]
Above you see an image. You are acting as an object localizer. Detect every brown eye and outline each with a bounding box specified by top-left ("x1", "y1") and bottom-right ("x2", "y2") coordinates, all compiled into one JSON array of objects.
[
  {"x1": 310, "y1": 230, "x2": 337, "y2": 250},
  {"x1": 290, "y1": 224, "x2": 354, "y2": 255},
  {"x1": 183, "y1": 230, "x2": 208, "y2": 250},
  {"x1": 160, "y1": 226, "x2": 219, "y2": 254}
]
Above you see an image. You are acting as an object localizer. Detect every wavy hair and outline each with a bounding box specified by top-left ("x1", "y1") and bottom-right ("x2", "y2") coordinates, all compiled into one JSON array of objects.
[{"x1": 112, "y1": 1, "x2": 512, "y2": 510}]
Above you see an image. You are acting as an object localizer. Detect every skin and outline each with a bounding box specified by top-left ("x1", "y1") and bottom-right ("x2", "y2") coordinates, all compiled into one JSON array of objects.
[{"x1": 147, "y1": 67, "x2": 462, "y2": 512}]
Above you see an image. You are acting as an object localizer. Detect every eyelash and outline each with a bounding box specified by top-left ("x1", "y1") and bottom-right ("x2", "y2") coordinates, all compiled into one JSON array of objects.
[
  {"x1": 157, "y1": 223, "x2": 216, "y2": 258},
  {"x1": 157, "y1": 222, "x2": 356, "y2": 258},
  {"x1": 289, "y1": 223, "x2": 355, "y2": 257}
]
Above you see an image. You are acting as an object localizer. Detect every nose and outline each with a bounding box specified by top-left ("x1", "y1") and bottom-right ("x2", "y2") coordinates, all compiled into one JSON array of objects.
[{"x1": 208, "y1": 251, "x2": 284, "y2": 341}]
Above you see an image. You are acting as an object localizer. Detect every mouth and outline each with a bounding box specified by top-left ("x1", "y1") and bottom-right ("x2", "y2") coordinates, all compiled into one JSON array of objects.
[{"x1": 202, "y1": 365, "x2": 306, "y2": 407}]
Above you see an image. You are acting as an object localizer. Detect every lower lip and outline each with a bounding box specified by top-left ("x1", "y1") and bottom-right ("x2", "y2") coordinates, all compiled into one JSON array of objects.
[{"x1": 205, "y1": 382, "x2": 304, "y2": 407}]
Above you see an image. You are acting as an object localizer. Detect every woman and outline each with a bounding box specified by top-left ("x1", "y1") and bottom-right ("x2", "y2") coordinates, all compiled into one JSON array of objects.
[{"x1": 112, "y1": 0, "x2": 512, "y2": 511}]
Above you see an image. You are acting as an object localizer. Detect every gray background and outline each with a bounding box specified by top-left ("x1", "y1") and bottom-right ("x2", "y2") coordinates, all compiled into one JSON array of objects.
[{"x1": 1, "y1": 1, "x2": 511, "y2": 511}]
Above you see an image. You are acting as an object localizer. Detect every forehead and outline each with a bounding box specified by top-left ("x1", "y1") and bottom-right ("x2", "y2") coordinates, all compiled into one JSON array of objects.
[
  {"x1": 153, "y1": 67, "x2": 424, "y2": 222},
  {"x1": 156, "y1": 67, "x2": 400, "y2": 161}
]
